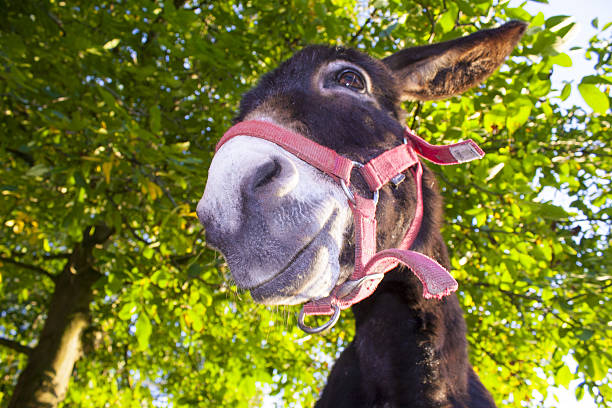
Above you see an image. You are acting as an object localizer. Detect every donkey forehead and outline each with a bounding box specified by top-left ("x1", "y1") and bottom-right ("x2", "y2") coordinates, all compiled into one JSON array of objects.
[
  {"x1": 242, "y1": 48, "x2": 397, "y2": 106},
  {"x1": 235, "y1": 45, "x2": 404, "y2": 154}
]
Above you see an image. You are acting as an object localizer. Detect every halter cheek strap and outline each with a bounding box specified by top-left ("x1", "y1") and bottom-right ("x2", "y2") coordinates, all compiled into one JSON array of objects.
[{"x1": 216, "y1": 120, "x2": 484, "y2": 333}]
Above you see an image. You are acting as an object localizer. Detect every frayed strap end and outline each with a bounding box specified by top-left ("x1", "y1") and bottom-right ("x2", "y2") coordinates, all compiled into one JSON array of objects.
[
  {"x1": 367, "y1": 248, "x2": 458, "y2": 300},
  {"x1": 422, "y1": 281, "x2": 458, "y2": 300}
]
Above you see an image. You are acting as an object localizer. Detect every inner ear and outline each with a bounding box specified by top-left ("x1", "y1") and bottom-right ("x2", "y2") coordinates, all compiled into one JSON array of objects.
[{"x1": 383, "y1": 21, "x2": 527, "y2": 101}]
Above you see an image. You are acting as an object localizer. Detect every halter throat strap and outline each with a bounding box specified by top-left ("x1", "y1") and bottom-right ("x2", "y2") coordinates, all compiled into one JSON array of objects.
[{"x1": 216, "y1": 120, "x2": 484, "y2": 333}]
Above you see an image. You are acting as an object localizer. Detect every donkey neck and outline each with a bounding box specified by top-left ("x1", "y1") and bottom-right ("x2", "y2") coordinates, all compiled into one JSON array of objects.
[{"x1": 350, "y1": 267, "x2": 470, "y2": 406}]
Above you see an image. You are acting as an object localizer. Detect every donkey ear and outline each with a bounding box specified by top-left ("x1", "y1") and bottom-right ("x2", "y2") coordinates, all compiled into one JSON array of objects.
[{"x1": 382, "y1": 21, "x2": 528, "y2": 101}]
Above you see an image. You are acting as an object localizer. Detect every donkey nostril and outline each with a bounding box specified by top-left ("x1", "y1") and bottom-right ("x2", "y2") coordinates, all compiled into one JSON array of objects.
[
  {"x1": 252, "y1": 159, "x2": 282, "y2": 189},
  {"x1": 248, "y1": 155, "x2": 298, "y2": 198}
]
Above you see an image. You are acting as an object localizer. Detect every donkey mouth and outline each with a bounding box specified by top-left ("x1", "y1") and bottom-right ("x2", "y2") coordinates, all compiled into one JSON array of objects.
[
  {"x1": 255, "y1": 226, "x2": 323, "y2": 288},
  {"x1": 249, "y1": 213, "x2": 340, "y2": 305}
]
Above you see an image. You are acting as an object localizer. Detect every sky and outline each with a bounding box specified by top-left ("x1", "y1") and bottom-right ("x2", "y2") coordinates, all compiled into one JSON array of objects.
[
  {"x1": 512, "y1": 0, "x2": 611, "y2": 112},
  {"x1": 508, "y1": 2, "x2": 611, "y2": 407}
]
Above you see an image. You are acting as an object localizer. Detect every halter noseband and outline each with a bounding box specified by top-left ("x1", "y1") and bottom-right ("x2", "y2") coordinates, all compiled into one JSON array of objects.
[{"x1": 215, "y1": 120, "x2": 484, "y2": 333}]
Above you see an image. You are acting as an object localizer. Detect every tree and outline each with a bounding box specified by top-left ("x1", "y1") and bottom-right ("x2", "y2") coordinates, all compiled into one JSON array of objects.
[{"x1": 0, "y1": 0, "x2": 610, "y2": 406}]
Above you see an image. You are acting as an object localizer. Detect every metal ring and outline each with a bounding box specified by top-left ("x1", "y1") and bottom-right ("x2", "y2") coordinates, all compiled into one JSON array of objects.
[
  {"x1": 297, "y1": 304, "x2": 341, "y2": 334},
  {"x1": 340, "y1": 161, "x2": 379, "y2": 205},
  {"x1": 340, "y1": 179, "x2": 356, "y2": 204}
]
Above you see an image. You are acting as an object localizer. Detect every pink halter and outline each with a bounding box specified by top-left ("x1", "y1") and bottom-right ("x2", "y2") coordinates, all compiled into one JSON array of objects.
[{"x1": 216, "y1": 120, "x2": 484, "y2": 333}]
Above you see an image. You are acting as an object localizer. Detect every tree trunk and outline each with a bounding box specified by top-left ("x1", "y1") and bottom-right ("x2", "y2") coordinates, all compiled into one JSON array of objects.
[{"x1": 8, "y1": 225, "x2": 113, "y2": 408}]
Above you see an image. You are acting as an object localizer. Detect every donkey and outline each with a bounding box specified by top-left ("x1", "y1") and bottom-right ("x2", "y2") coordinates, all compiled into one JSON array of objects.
[{"x1": 197, "y1": 21, "x2": 527, "y2": 407}]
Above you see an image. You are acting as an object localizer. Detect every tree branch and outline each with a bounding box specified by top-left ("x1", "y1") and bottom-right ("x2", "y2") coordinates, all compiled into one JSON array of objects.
[
  {"x1": 0, "y1": 256, "x2": 57, "y2": 283},
  {"x1": 472, "y1": 281, "x2": 543, "y2": 302},
  {"x1": 10, "y1": 250, "x2": 70, "y2": 261},
  {"x1": 434, "y1": 169, "x2": 505, "y2": 200},
  {"x1": 46, "y1": 10, "x2": 66, "y2": 37},
  {"x1": 42, "y1": 253, "x2": 71, "y2": 260},
  {"x1": 6, "y1": 147, "x2": 34, "y2": 166},
  {"x1": 477, "y1": 346, "x2": 529, "y2": 383},
  {"x1": 105, "y1": 192, "x2": 154, "y2": 246},
  {"x1": 350, "y1": 10, "x2": 376, "y2": 45},
  {"x1": 410, "y1": 102, "x2": 422, "y2": 130},
  {"x1": 420, "y1": 3, "x2": 437, "y2": 44},
  {"x1": 0, "y1": 337, "x2": 32, "y2": 356},
  {"x1": 566, "y1": 282, "x2": 612, "y2": 303}
]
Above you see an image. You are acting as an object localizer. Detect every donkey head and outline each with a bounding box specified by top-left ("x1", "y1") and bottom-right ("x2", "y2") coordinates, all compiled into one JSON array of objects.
[{"x1": 197, "y1": 21, "x2": 526, "y2": 306}]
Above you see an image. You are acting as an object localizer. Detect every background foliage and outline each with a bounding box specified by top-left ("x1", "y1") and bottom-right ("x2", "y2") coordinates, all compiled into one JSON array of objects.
[{"x1": 0, "y1": 0, "x2": 610, "y2": 406}]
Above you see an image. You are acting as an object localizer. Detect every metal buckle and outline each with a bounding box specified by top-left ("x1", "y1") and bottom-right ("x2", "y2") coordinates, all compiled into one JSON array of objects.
[
  {"x1": 340, "y1": 161, "x2": 379, "y2": 205},
  {"x1": 390, "y1": 133, "x2": 413, "y2": 187},
  {"x1": 335, "y1": 273, "x2": 386, "y2": 299},
  {"x1": 390, "y1": 173, "x2": 406, "y2": 187},
  {"x1": 297, "y1": 304, "x2": 341, "y2": 334}
]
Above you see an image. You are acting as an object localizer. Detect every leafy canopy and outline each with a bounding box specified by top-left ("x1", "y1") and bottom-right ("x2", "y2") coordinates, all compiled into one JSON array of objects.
[{"x1": 0, "y1": 0, "x2": 610, "y2": 407}]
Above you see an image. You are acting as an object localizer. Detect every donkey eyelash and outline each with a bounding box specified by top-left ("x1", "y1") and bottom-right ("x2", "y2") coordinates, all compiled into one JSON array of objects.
[
  {"x1": 314, "y1": 60, "x2": 373, "y2": 97},
  {"x1": 336, "y1": 69, "x2": 366, "y2": 93}
]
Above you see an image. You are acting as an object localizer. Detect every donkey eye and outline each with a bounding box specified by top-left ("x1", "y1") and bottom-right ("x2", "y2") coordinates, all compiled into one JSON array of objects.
[{"x1": 336, "y1": 69, "x2": 366, "y2": 92}]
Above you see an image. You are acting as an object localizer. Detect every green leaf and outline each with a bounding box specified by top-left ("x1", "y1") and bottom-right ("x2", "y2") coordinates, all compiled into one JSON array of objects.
[
  {"x1": 556, "y1": 364, "x2": 573, "y2": 388},
  {"x1": 549, "y1": 53, "x2": 572, "y2": 67},
  {"x1": 438, "y1": 3, "x2": 459, "y2": 34},
  {"x1": 103, "y1": 38, "x2": 120, "y2": 50},
  {"x1": 485, "y1": 162, "x2": 504, "y2": 182},
  {"x1": 118, "y1": 303, "x2": 137, "y2": 320},
  {"x1": 135, "y1": 314, "x2": 152, "y2": 350},
  {"x1": 545, "y1": 15, "x2": 572, "y2": 30},
  {"x1": 380, "y1": 22, "x2": 398, "y2": 38},
  {"x1": 142, "y1": 247, "x2": 154, "y2": 259},
  {"x1": 529, "y1": 202, "x2": 570, "y2": 219},
  {"x1": 578, "y1": 83, "x2": 610, "y2": 114},
  {"x1": 576, "y1": 382, "x2": 585, "y2": 400},
  {"x1": 580, "y1": 74, "x2": 612, "y2": 85},
  {"x1": 506, "y1": 8, "x2": 532, "y2": 22},
  {"x1": 483, "y1": 106, "x2": 506, "y2": 130},
  {"x1": 560, "y1": 82, "x2": 571, "y2": 100},
  {"x1": 577, "y1": 329, "x2": 594, "y2": 341},
  {"x1": 149, "y1": 106, "x2": 161, "y2": 134},
  {"x1": 98, "y1": 87, "x2": 116, "y2": 107},
  {"x1": 372, "y1": 0, "x2": 388, "y2": 8},
  {"x1": 25, "y1": 164, "x2": 50, "y2": 177},
  {"x1": 190, "y1": 304, "x2": 206, "y2": 332},
  {"x1": 475, "y1": 210, "x2": 487, "y2": 227},
  {"x1": 532, "y1": 12, "x2": 545, "y2": 27},
  {"x1": 586, "y1": 353, "x2": 607, "y2": 382}
]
